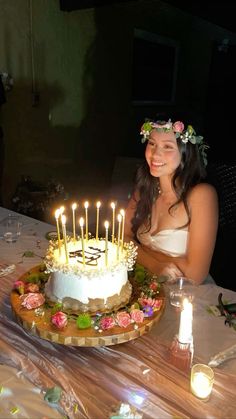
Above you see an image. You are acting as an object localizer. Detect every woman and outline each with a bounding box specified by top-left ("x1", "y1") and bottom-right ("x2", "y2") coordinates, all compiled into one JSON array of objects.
[{"x1": 124, "y1": 119, "x2": 218, "y2": 284}]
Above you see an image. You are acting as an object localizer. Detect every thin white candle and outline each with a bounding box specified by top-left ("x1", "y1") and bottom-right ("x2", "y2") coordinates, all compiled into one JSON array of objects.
[
  {"x1": 55, "y1": 209, "x2": 61, "y2": 256},
  {"x1": 61, "y1": 214, "x2": 69, "y2": 263},
  {"x1": 117, "y1": 214, "x2": 122, "y2": 260},
  {"x1": 84, "y1": 201, "x2": 89, "y2": 241},
  {"x1": 79, "y1": 217, "x2": 85, "y2": 266},
  {"x1": 111, "y1": 202, "x2": 116, "y2": 244},
  {"x1": 95, "y1": 201, "x2": 101, "y2": 241},
  {"x1": 120, "y1": 209, "x2": 125, "y2": 249},
  {"x1": 104, "y1": 221, "x2": 109, "y2": 267},
  {"x1": 178, "y1": 298, "x2": 193, "y2": 344},
  {"x1": 72, "y1": 203, "x2": 77, "y2": 242}
]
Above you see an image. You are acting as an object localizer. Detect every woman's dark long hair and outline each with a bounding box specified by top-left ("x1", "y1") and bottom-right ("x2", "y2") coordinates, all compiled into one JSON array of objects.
[{"x1": 131, "y1": 137, "x2": 207, "y2": 240}]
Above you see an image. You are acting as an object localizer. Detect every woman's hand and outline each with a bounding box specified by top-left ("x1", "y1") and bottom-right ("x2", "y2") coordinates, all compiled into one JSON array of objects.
[{"x1": 159, "y1": 263, "x2": 183, "y2": 281}]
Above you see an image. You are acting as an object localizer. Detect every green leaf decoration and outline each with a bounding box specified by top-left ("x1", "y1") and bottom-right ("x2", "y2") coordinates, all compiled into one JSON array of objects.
[
  {"x1": 135, "y1": 263, "x2": 145, "y2": 273},
  {"x1": 76, "y1": 313, "x2": 92, "y2": 329},
  {"x1": 135, "y1": 270, "x2": 146, "y2": 284},
  {"x1": 22, "y1": 251, "x2": 35, "y2": 258},
  {"x1": 25, "y1": 273, "x2": 41, "y2": 284},
  {"x1": 39, "y1": 272, "x2": 50, "y2": 282},
  {"x1": 44, "y1": 386, "x2": 62, "y2": 404}
]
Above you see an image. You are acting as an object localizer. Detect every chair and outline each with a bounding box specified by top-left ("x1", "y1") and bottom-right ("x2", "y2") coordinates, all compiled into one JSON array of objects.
[{"x1": 206, "y1": 162, "x2": 236, "y2": 291}]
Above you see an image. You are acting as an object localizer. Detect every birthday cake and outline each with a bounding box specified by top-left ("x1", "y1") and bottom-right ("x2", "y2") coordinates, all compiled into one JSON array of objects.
[{"x1": 45, "y1": 237, "x2": 137, "y2": 313}]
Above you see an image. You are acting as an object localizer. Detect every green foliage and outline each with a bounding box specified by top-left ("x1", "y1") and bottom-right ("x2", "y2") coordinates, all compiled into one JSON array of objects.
[
  {"x1": 44, "y1": 386, "x2": 62, "y2": 403},
  {"x1": 76, "y1": 313, "x2": 92, "y2": 329}
]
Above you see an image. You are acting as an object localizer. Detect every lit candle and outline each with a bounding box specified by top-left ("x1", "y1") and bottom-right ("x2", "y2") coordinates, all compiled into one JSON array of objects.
[
  {"x1": 72, "y1": 203, "x2": 77, "y2": 242},
  {"x1": 117, "y1": 214, "x2": 122, "y2": 260},
  {"x1": 111, "y1": 202, "x2": 116, "y2": 244},
  {"x1": 104, "y1": 221, "x2": 109, "y2": 267},
  {"x1": 120, "y1": 209, "x2": 125, "y2": 249},
  {"x1": 178, "y1": 298, "x2": 193, "y2": 344},
  {"x1": 191, "y1": 364, "x2": 214, "y2": 400},
  {"x1": 79, "y1": 217, "x2": 85, "y2": 266},
  {"x1": 61, "y1": 214, "x2": 69, "y2": 263},
  {"x1": 55, "y1": 209, "x2": 61, "y2": 256},
  {"x1": 84, "y1": 201, "x2": 89, "y2": 241},
  {"x1": 95, "y1": 201, "x2": 101, "y2": 241}
]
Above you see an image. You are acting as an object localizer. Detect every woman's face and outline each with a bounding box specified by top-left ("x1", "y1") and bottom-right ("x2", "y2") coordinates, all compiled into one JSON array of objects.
[{"x1": 145, "y1": 129, "x2": 181, "y2": 178}]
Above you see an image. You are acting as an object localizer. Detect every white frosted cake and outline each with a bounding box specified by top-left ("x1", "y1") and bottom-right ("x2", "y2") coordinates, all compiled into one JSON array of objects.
[{"x1": 45, "y1": 238, "x2": 137, "y2": 313}]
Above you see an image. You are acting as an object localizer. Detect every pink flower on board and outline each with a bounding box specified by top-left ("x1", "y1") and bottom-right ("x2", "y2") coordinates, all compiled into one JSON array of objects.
[
  {"x1": 149, "y1": 281, "x2": 158, "y2": 292},
  {"x1": 130, "y1": 309, "x2": 144, "y2": 323},
  {"x1": 116, "y1": 311, "x2": 131, "y2": 328},
  {"x1": 173, "y1": 121, "x2": 184, "y2": 133},
  {"x1": 138, "y1": 297, "x2": 163, "y2": 310},
  {"x1": 21, "y1": 292, "x2": 45, "y2": 310},
  {"x1": 51, "y1": 311, "x2": 68, "y2": 329},
  {"x1": 13, "y1": 280, "x2": 25, "y2": 295},
  {"x1": 100, "y1": 316, "x2": 115, "y2": 330},
  {"x1": 25, "y1": 283, "x2": 40, "y2": 293}
]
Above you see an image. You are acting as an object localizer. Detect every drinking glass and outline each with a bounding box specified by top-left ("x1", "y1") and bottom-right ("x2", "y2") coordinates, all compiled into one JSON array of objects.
[
  {"x1": 3, "y1": 214, "x2": 22, "y2": 243},
  {"x1": 168, "y1": 276, "x2": 196, "y2": 308}
]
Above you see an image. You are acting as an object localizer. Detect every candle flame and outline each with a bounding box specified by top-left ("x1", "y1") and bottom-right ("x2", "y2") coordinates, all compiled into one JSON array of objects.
[
  {"x1": 120, "y1": 209, "x2": 125, "y2": 217},
  {"x1": 111, "y1": 202, "x2": 116, "y2": 209},
  {"x1": 84, "y1": 201, "x2": 89, "y2": 209},
  {"x1": 104, "y1": 221, "x2": 109, "y2": 229},
  {"x1": 61, "y1": 214, "x2": 66, "y2": 225},
  {"x1": 60, "y1": 206, "x2": 65, "y2": 215},
  {"x1": 96, "y1": 201, "x2": 101, "y2": 208},
  {"x1": 72, "y1": 203, "x2": 77, "y2": 210},
  {"x1": 55, "y1": 209, "x2": 60, "y2": 219},
  {"x1": 117, "y1": 214, "x2": 122, "y2": 222},
  {"x1": 79, "y1": 217, "x2": 84, "y2": 227}
]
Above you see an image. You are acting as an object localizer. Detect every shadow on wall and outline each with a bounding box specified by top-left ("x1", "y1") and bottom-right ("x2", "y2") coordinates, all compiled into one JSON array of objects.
[
  {"x1": 74, "y1": 6, "x2": 136, "y2": 201},
  {"x1": 2, "y1": 80, "x2": 85, "y2": 215}
]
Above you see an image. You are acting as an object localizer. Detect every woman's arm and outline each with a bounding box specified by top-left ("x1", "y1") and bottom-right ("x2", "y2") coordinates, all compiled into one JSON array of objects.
[
  {"x1": 124, "y1": 193, "x2": 183, "y2": 277},
  {"x1": 169, "y1": 183, "x2": 219, "y2": 284}
]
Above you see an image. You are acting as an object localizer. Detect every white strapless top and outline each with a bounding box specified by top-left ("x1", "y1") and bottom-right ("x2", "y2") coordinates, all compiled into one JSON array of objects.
[{"x1": 137, "y1": 228, "x2": 188, "y2": 257}]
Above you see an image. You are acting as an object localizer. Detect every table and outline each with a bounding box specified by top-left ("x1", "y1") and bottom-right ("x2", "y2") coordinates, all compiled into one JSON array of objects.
[{"x1": 0, "y1": 206, "x2": 236, "y2": 418}]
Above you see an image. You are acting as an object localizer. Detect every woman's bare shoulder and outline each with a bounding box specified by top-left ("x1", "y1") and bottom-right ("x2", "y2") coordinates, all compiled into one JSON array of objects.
[{"x1": 189, "y1": 182, "x2": 218, "y2": 202}]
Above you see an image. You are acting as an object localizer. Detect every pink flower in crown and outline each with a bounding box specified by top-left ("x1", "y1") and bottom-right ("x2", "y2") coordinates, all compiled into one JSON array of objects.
[
  {"x1": 100, "y1": 316, "x2": 115, "y2": 330},
  {"x1": 116, "y1": 311, "x2": 131, "y2": 328},
  {"x1": 130, "y1": 308, "x2": 144, "y2": 323},
  {"x1": 21, "y1": 292, "x2": 45, "y2": 309},
  {"x1": 51, "y1": 311, "x2": 68, "y2": 329},
  {"x1": 13, "y1": 280, "x2": 25, "y2": 295},
  {"x1": 173, "y1": 121, "x2": 185, "y2": 133},
  {"x1": 25, "y1": 283, "x2": 40, "y2": 293}
]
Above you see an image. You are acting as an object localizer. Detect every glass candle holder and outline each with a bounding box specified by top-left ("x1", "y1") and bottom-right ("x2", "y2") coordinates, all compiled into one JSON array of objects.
[{"x1": 191, "y1": 364, "x2": 214, "y2": 401}]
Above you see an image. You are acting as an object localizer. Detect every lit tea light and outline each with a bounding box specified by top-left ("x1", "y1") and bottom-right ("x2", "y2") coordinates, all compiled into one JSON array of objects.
[
  {"x1": 111, "y1": 202, "x2": 116, "y2": 243},
  {"x1": 55, "y1": 209, "x2": 61, "y2": 256},
  {"x1": 61, "y1": 214, "x2": 69, "y2": 263},
  {"x1": 79, "y1": 217, "x2": 85, "y2": 265},
  {"x1": 191, "y1": 364, "x2": 214, "y2": 401},
  {"x1": 96, "y1": 201, "x2": 101, "y2": 241},
  {"x1": 84, "y1": 201, "x2": 89, "y2": 241},
  {"x1": 117, "y1": 214, "x2": 122, "y2": 260},
  {"x1": 104, "y1": 221, "x2": 109, "y2": 266},
  {"x1": 72, "y1": 203, "x2": 77, "y2": 242}
]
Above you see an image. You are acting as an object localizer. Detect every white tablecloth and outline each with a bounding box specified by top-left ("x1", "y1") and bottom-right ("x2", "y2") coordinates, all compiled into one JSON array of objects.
[{"x1": 0, "y1": 207, "x2": 236, "y2": 418}]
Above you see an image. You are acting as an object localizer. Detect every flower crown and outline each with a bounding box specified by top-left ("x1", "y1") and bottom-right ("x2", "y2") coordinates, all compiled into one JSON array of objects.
[{"x1": 140, "y1": 119, "x2": 209, "y2": 166}]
